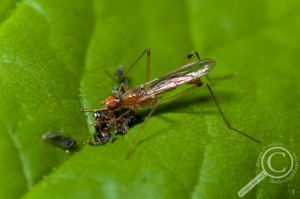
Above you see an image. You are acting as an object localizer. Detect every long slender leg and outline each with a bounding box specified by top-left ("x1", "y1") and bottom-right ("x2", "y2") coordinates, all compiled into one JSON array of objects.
[
  {"x1": 123, "y1": 48, "x2": 151, "y2": 82},
  {"x1": 206, "y1": 73, "x2": 235, "y2": 82},
  {"x1": 125, "y1": 99, "x2": 161, "y2": 159},
  {"x1": 160, "y1": 84, "x2": 200, "y2": 104},
  {"x1": 178, "y1": 51, "x2": 219, "y2": 81},
  {"x1": 81, "y1": 107, "x2": 108, "y2": 112},
  {"x1": 203, "y1": 82, "x2": 260, "y2": 143},
  {"x1": 118, "y1": 82, "x2": 129, "y2": 95},
  {"x1": 93, "y1": 108, "x2": 133, "y2": 125},
  {"x1": 179, "y1": 50, "x2": 201, "y2": 66},
  {"x1": 151, "y1": 80, "x2": 260, "y2": 143}
]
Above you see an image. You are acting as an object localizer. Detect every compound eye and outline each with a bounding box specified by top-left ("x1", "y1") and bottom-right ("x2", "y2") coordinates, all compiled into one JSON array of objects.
[{"x1": 108, "y1": 100, "x2": 120, "y2": 110}]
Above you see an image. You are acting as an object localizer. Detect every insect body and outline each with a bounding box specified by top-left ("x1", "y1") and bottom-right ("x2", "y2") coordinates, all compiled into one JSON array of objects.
[
  {"x1": 102, "y1": 59, "x2": 215, "y2": 111},
  {"x1": 83, "y1": 49, "x2": 259, "y2": 158}
]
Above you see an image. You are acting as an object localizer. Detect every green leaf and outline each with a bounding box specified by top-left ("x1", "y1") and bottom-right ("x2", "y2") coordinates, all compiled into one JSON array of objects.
[{"x1": 0, "y1": 0, "x2": 299, "y2": 199}]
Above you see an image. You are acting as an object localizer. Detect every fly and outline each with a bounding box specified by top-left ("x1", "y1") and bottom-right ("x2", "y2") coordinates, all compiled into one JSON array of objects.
[{"x1": 82, "y1": 49, "x2": 260, "y2": 158}]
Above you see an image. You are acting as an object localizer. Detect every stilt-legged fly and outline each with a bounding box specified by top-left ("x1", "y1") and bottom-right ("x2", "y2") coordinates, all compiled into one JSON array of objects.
[{"x1": 83, "y1": 48, "x2": 260, "y2": 158}]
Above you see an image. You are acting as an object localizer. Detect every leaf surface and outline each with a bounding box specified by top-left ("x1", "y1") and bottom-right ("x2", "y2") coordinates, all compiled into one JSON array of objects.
[{"x1": 0, "y1": 0, "x2": 299, "y2": 198}]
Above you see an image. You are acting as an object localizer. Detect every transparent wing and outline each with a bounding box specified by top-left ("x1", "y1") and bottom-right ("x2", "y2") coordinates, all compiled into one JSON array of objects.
[{"x1": 139, "y1": 58, "x2": 215, "y2": 97}]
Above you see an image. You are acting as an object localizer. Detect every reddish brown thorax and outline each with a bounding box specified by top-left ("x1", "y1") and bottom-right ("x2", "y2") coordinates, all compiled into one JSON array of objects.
[{"x1": 102, "y1": 95, "x2": 120, "y2": 110}]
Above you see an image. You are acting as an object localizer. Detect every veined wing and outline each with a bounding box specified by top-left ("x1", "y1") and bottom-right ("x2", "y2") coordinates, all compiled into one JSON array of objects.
[{"x1": 140, "y1": 58, "x2": 215, "y2": 97}]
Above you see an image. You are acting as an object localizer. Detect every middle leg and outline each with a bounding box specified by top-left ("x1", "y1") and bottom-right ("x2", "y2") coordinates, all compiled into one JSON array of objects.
[
  {"x1": 179, "y1": 50, "x2": 201, "y2": 67},
  {"x1": 123, "y1": 48, "x2": 151, "y2": 82}
]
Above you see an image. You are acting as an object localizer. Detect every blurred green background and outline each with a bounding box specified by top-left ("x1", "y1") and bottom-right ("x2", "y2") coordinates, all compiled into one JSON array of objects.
[{"x1": 0, "y1": 0, "x2": 299, "y2": 198}]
